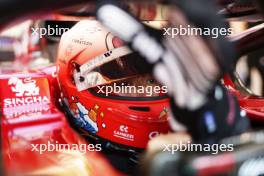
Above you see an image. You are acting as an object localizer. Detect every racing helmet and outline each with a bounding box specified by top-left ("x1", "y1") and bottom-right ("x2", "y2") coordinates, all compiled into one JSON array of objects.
[{"x1": 56, "y1": 20, "x2": 170, "y2": 151}]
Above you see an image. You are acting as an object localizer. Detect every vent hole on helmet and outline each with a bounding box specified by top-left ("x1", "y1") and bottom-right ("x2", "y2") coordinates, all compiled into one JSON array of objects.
[{"x1": 129, "y1": 106, "x2": 150, "y2": 112}]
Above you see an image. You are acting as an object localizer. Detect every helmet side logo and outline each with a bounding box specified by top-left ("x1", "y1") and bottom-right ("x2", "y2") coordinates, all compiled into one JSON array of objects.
[
  {"x1": 119, "y1": 125, "x2": 128, "y2": 133},
  {"x1": 114, "y1": 125, "x2": 134, "y2": 141},
  {"x1": 8, "y1": 77, "x2": 40, "y2": 97}
]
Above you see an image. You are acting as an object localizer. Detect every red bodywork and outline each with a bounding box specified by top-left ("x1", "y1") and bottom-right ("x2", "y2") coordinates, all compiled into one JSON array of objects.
[
  {"x1": 223, "y1": 74, "x2": 264, "y2": 122},
  {"x1": 0, "y1": 66, "x2": 122, "y2": 176}
]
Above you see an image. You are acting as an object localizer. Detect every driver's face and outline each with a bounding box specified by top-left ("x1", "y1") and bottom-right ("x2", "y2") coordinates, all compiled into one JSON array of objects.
[{"x1": 110, "y1": 74, "x2": 162, "y2": 97}]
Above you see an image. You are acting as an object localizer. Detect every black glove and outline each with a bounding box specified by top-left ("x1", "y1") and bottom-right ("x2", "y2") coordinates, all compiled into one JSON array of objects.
[
  {"x1": 96, "y1": 0, "x2": 235, "y2": 110},
  {"x1": 96, "y1": 0, "x2": 249, "y2": 143}
]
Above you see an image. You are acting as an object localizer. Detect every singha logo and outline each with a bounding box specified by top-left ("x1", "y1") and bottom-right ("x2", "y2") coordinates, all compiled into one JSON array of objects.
[{"x1": 8, "y1": 77, "x2": 40, "y2": 97}]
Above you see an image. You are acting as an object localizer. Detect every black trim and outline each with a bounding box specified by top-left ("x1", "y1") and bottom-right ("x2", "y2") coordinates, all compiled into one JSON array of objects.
[{"x1": 129, "y1": 106, "x2": 150, "y2": 112}]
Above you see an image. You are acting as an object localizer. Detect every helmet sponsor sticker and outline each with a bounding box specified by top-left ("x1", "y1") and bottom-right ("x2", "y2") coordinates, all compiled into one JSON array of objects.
[{"x1": 113, "y1": 125, "x2": 135, "y2": 141}]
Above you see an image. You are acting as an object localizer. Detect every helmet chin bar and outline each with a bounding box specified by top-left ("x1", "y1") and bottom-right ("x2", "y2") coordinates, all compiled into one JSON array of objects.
[
  {"x1": 73, "y1": 46, "x2": 132, "y2": 91},
  {"x1": 60, "y1": 97, "x2": 144, "y2": 174}
]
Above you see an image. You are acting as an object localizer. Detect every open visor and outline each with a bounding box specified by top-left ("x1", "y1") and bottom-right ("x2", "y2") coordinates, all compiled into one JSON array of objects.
[{"x1": 74, "y1": 46, "x2": 167, "y2": 97}]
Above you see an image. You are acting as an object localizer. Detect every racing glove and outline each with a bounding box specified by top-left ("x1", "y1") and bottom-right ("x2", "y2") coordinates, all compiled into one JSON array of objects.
[
  {"x1": 96, "y1": 0, "x2": 249, "y2": 143},
  {"x1": 96, "y1": 0, "x2": 231, "y2": 110}
]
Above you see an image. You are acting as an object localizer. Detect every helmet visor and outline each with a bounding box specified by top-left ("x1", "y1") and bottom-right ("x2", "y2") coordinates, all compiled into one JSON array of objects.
[{"x1": 80, "y1": 52, "x2": 167, "y2": 98}]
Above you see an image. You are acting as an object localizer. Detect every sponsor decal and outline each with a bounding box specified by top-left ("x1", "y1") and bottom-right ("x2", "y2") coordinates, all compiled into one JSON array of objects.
[
  {"x1": 113, "y1": 125, "x2": 134, "y2": 141},
  {"x1": 3, "y1": 104, "x2": 50, "y2": 118},
  {"x1": 72, "y1": 38, "x2": 92, "y2": 46},
  {"x1": 3, "y1": 77, "x2": 51, "y2": 118},
  {"x1": 8, "y1": 77, "x2": 39, "y2": 97},
  {"x1": 4, "y1": 96, "x2": 50, "y2": 107}
]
